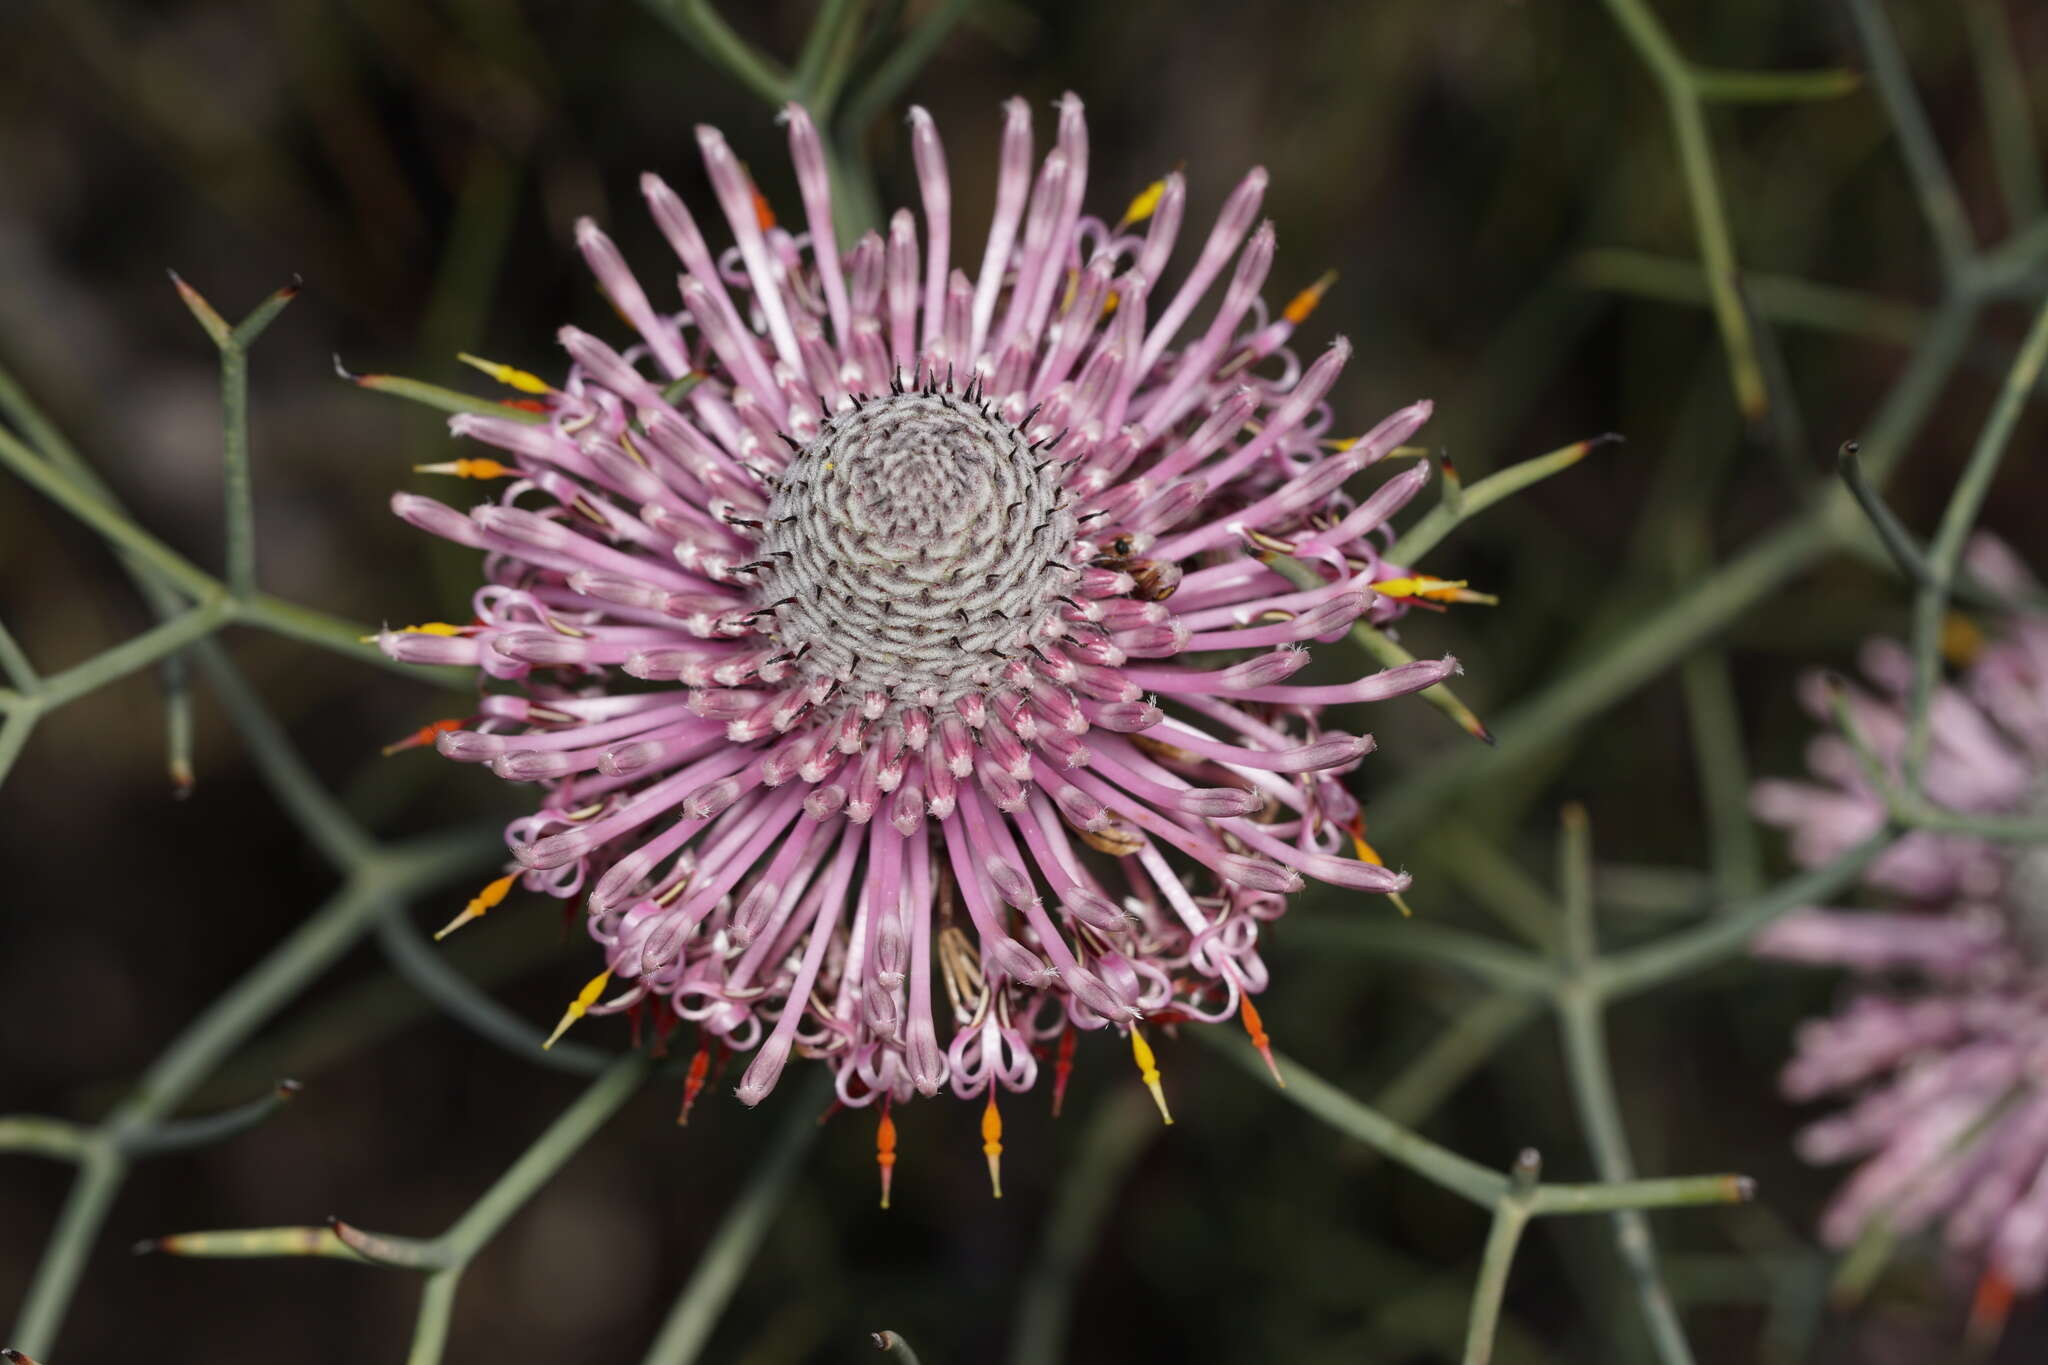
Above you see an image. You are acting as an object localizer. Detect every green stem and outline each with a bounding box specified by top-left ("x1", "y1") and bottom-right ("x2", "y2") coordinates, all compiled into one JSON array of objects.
[
  {"x1": 10, "y1": 1152, "x2": 126, "y2": 1355},
  {"x1": 374, "y1": 909, "x2": 617, "y2": 1076},
  {"x1": 119, "y1": 1081, "x2": 300, "y2": 1157},
  {"x1": 0, "y1": 423, "x2": 216, "y2": 602},
  {"x1": 638, "y1": 0, "x2": 790, "y2": 105},
  {"x1": 221, "y1": 341, "x2": 255, "y2": 598},
  {"x1": 1971, "y1": 215, "x2": 2048, "y2": 298},
  {"x1": 138, "y1": 1056, "x2": 643, "y2": 1365},
  {"x1": 1677, "y1": 641, "x2": 1762, "y2": 900},
  {"x1": 837, "y1": 0, "x2": 976, "y2": 140},
  {"x1": 0, "y1": 618, "x2": 39, "y2": 690},
  {"x1": 0, "y1": 359, "x2": 444, "y2": 727},
  {"x1": 142, "y1": 1225, "x2": 360, "y2": 1261},
  {"x1": 1374, "y1": 295, "x2": 1968, "y2": 848},
  {"x1": 394, "y1": 1058, "x2": 654, "y2": 1363},
  {"x1": 190, "y1": 639, "x2": 377, "y2": 870},
  {"x1": 1007, "y1": 1090, "x2": 1157, "y2": 1365},
  {"x1": 1597, "y1": 0, "x2": 1765, "y2": 418},
  {"x1": 0, "y1": 358, "x2": 91, "y2": 474},
  {"x1": 1286, "y1": 917, "x2": 1554, "y2": 997},
  {"x1": 1846, "y1": 0, "x2": 1976, "y2": 280},
  {"x1": 437, "y1": 1055, "x2": 651, "y2": 1260},
  {"x1": 330, "y1": 1220, "x2": 449, "y2": 1270},
  {"x1": 1205, "y1": 1033, "x2": 1508, "y2": 1207},
  {"x1": 1556, "y1": 992, "x2": 1695, "y2": 1365},
  {"x1": 1961, "y1": 0, "x2": 2045, "y2": 226},
  {"x1": 32, "y1": 598, "x2": 230, "y2": 708},
  {"x1": 1529, "y1": 1174, "x2": 1752, "y2": 1215},
  {"x1": 1835, "y1": 442, "x2": 1932, "y2": 588},
  {"x1": 640, "y1": 1075, "x2": 826, "y2": 1365},
  {"x1": 1596, "y1": 864, "x2": 1712, "y2": 918},
  {"x1": 111, "y1": 858, "x2": 423, "y2": 1131},
  {"x1": 1210, "y1": 1034, "x2": 1755, "y2": 1221},
  {"x1": 1424, "y1": 828, "x2": 1557, "y2": 949},
  {"x1": 1572, "y1": 249, "x2": 1925, "y2": 347},
  {"x1": 164, "y1": 644, "x2": 195, "y2": 795},
  {"x1": 1343, "y1": 618, "x2": 1490, "y2": 744},
  {"x1": 824, "y1": 131, "x2": 885, "y2": 243},
  {"x1": 793, "y1": 0, "x2": 869, "y2": 116},
  {"x1": 0, "y1": 709, "x2": 32, "y2": 786},
  {"x1": 179, "y1": 276, "x2": 296, "y2": 601},
  {"x1": 1590, "y1": 834, "x2": 1891, "y2": 1000},
  {"x1": 807, "y1": 3, "x2": 871, "y2": 120},
  {"x1": 1370, "y1": 993, "x2": 1543, "y2": 1133},
  {"x1": 0, "y1": 1116, "x2": 92, "y2": 1163},
  {"x1": 1558, "y1": 804, "x2": 1595, "y2": 970},
  {"x1": 7, "y1": 833, "x2": 492, "y2": 1355},
  {"x1": 1686, "y1": 65, "x2": 1862, "y2": 103},
  {"x1": 238, "y1": 592, "x2": 462, "y2": 685},
  {"x1": 1, "y1": 403, "x2": 427, "y2": 688},
  {"x1": 1668, "y1": 525, "x2": 1764, "y2": 901},
  {"x1": 406, "y1": 1271, "x2": 465, "y2": 1365},
  {"x1": 1264, "y1": 554, "x2": 1492, "y2": 743},
  {"x1": 347, "y1": 371, "x2": 548, "y2": 424},
  {"x1": 1905, "y1": 292, "x2": 2048, "y2": 781},
  {"x1": 1375, "y1": 518, "x2": 1827, "y2": 843},
  {"x1": 1890, "y1": 803, "x2": 2048, "y2": 842},
  {"x1": 1387, "y1": 435, "x2": 1612, "y2": 567},
  {"x1": 873, "y1": 1331, "x2": 924, "y2": 1364},
  {"x1": 1840, "y1": 295, "x2": 1981, "y2": 488},
  {"x1": 1463, "y1": 1197, "x2": 1533, "y2": 1365}
]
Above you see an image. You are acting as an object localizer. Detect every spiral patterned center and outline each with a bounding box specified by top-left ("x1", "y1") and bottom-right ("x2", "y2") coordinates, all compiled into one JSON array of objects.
[{"x1": 757, "y1": 391, "x2": 1075, "y2": 704}]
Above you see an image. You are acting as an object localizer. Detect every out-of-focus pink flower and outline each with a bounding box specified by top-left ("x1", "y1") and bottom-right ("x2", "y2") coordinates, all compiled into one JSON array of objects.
[
  {"x1": 380, "y1": 95, "x2": 1465, "y2": 1139},
  {"x1": 1755, "y1": 537, "x2": 2048, "y2": 1302}
]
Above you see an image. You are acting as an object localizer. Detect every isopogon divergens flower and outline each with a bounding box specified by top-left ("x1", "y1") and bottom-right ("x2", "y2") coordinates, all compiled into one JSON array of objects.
[
  {"x1": 378, "y1": 95, "x2": 1472, "y2": 1176},
  {"x1": 1754, "y1": 536, "x2": 2048, "y2": 1326}
]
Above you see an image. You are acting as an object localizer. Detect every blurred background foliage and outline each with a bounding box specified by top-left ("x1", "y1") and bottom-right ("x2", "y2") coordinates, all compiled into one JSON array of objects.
[{"x1": 4, "y1": 0, "x2": 2048, "y2": 1361}]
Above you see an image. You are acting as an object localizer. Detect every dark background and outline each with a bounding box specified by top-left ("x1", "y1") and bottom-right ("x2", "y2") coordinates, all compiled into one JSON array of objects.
[{"x1": 5, "y1": 1, "x2": 2048, "y2": 1361}]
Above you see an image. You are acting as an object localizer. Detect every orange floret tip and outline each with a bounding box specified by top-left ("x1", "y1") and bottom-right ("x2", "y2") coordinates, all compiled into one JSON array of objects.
[
  {"x1": 382, "y1": 717, "x2": 463, "y2": 757},
  {"x1": 1239, "y1": 994, "x2": 1285, "y2": 1087},
  {"x1": 677, "y1": 1043, "x2": 711, "y2": 1126},
  {"x1": 1051, "y1": 1028, "x2": 1077, "y2": 1117},
  {"x1": 434, "y1": 871, "x2": 516, "y2": 941},
  {"x1": 981, "y1": 1091, "x2": 1005, "y2": 1199},
  {"x1": 876, "y1": 1102, "x2": 899, "y2": 1210},
  {"x1": 1282, "y1": 269, "x2": 1338, "y2": 325}
]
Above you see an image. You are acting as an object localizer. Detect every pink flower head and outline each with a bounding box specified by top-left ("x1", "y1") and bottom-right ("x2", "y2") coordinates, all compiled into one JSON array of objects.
[
  {"x1": 1755, "y1": 537, "x2": 2048, "y2": 1304},
  {"x1": 381, "y1": 95, "x2": 1460, "y2": 1126}
]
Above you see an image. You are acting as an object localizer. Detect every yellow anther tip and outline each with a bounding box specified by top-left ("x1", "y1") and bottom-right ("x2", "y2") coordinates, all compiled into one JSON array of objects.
[
  {"x1": 1151, "y1": 1092, "x2": 1176, "y2": 1126},
  {"x1": 542, "y1": 968, "x2": 613, "y2": 1050},
  {"x1": 1943, "y1": 613, "x2": 1985, "y2": 666},
  {"x1": 457, "y1": 352, "x2": 550, "y2": 395},
  {"x1": 440, "y1": 872, "x2": 515, "y2": 940},
  {"x1": 431, "y1": 908, "x2": 478, "y2": 942},
  {"x1": 1117, "y1": 176, "x2": 1170, "y2": 230},
  {"x1": 1130, "y1": 1027, "x2": 1174, "y2": 1126}
]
